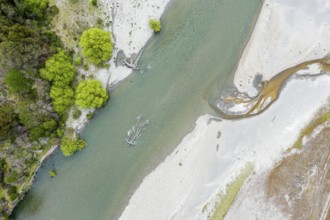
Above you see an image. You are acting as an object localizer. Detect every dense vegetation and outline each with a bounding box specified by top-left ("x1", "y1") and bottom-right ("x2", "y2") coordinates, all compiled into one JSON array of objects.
[
  {"x1": 79, "y1": 27, "x2": 113, "y2": 65},
  {"x1": 75, "y1": 79, "x2": 109, "y2": 109},
  {"x1": 0, "y1": 0, "x2": 63, "y2": 217},
  {"x1": 148, "y1": 19, "x2": 161, "y2": 33},
  {"x1": 0, "y1": 0, "x2": 111, "y2": 217}
]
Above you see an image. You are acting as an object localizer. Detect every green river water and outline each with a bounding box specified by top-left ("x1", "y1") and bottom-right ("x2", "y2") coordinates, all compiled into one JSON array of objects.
[{"x1": 13, "y1": 0, "x2": 261, "y2": 219}]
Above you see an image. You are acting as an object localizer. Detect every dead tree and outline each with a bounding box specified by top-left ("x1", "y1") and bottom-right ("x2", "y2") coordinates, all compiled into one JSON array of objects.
[{"x1": 123, "y1": 49, "x2": 144, "y2": 70}]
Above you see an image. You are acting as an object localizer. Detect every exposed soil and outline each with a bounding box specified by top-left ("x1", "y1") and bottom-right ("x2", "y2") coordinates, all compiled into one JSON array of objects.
[{"x1": 266, "y1": 126, "x2": 330, "y2": 220}]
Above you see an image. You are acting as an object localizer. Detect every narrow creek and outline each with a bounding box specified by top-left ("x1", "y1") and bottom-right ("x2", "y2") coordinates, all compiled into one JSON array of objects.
[{"x1": 13, "y1": 0, "x2": 261, "y2": 219}]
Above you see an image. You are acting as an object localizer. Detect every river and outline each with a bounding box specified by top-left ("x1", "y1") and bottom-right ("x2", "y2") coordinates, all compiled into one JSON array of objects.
[{"x1": 13, "y1": 0, "x2": 261, "y2": 219}]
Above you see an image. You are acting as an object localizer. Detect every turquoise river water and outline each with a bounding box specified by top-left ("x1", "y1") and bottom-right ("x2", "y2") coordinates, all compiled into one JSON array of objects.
[{"x1": 13, "y1": 0, "x2": 261, "y2": 219}]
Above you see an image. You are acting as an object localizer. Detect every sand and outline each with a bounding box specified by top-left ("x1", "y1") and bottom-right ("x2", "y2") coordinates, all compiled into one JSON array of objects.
[{"x1": 119, "y1": 0, "x2": 330, "y2": 219}]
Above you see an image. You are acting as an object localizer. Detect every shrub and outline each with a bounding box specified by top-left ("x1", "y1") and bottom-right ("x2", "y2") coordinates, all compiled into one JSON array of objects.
[
  {"x1": 148, "y1": 19, "x2": 161, "y2": 33},
  {"x1": 74, "y1": 57, "x2": 83, "y2": 66},
  {"x1": 29, "y1": 126, "x2": 44, "y2": 141},
  {"x1": 86, "y1": 112, "x2": 94, "y2": 120},
  {"x1": 79, "y1": 28, "x2": 113, "y2": 65},
  {"x1": 0, "y1": 105, "x2": 15, "y2": 141},
  {"x1": 61, "y1": 135, "x2": 87, "y2": 156},
  {"x1": 4, "y1": 70, "x2": 32, "y2": 94},
  {"x1": 72, "y1": 109, "x2": 82, "y2": 119},
  {"x1": 50, "y1": 86, "x2": 74, "y2": 114},
  {"x1": 7, "y1": 186, "x2": 18, "y2": 201},
  {"x1": 91, "y1": 0, "x2": 97, "y2": 7},
  {"x1": 56, "y1": 128, "x2": 64, "y2": 137},
  {"x1": 40, "y1": 50, "x2": 76, "y2": 87},
  {"x1": 49, "y1": 169, "x2": 56, "y2": 177},
  {"x1": 75, "y1": 79, "x2": 109, "y2": 109},
  {"x1": 28, "y1": 118, "x2": 57, "y2": 141},
  {"x1": 4, "y1": 171, "x2": 19, "y2": 184},
  {"x1": 19, "y1": 0, "x2": 49, "y2": 19}
]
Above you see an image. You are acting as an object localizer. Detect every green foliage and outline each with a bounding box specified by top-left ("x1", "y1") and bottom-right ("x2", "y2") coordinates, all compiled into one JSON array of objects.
[
  {"x1": 19, "y1": 0, "x2": 49, "y2": 19},
  {"x1": 4, "y1": 70, "x2": 32, "y2": 94},
  {"x1": 0, "y1": 23, "x2": 46, "y2": 73},
  {"x1": 74, "y1": 57, "x2": 83, "y2": 66},
  {"x1": 211, "y1": 164, "x2": 253, "y2": 220},
  {"x1": 18, "y1": 102, "x2": 42, "y2": 129},
  {"x1": 0, "y1": 105, "x2": 15, "y2": 141},
  {"x1": 103, "y1": 63, "x2": 110, "y2": 69},
  {"x1": 4, "y1": 171, "x2": 19, "y2": 184},
  {"x1": 28, "y1": 119, "x2": 57, "y2": 141},
  {"x1": 79, "y1": 28, "x2": 113, "y2": 65},
  {"x1": 75, "y1": 79, "x2": 109, "y2": 109},
  {"x1": 29, "y1": 126, "x2": 44, "y2": 141},
  {"x1": 61, "y1": 135, "x2": 87, "y2": 156},
  {"x1": 148, "y1": 19, "x2": 161, "y2": 33},
  {"x1": 56, "y1": 128, "x2": 64, "y2": 137},
  {"x1": 91, "y1": 0, "x2": 97, "y2": 7},
  {"x1": 86, "y1": 112, "x2": 94, "y2": 120},
  {"x1": 40, "y1": 51, "x2": 76, "y2": 87},
  {"x1": 72, "y1": 109, "x2": 82, "y2": 119},
  {"x1": 7, "y1": 186, "x2": 18, "y2": 201},
  {"x1": 50, "y1": 86, "x2": 74, "y2": 114},
  {"x1": 49, "y1": 169, "x2": 56, "y2": 177}
]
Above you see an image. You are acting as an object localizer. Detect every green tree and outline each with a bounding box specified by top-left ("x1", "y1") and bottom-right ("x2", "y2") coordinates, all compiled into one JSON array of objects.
[
  {"x1": 148, "y1": 19, "x2": 161, "y2": 33},
  {"x1": 50, "y1": 86, "x2": 74, "y2": 114},
  {"x1": 79, "y1": 28, "x2": 113, "y2": 65},
  {"x1": 4, "y1": 70, "x2": 32, "y2": 94},
  {"x1": 0, "y1": 23, "x2": 47, "y2": 73},
  {"x1": 28, "y1": 118, "x2": 57, "y2": 141},
  {"x1": 40, "y1": 50, "x2": 76, "y2": 87},
  {"x1": 19, "y1": 0, "x2": 49, "y2": 19},
  {"x1": 61, "y1": 135, "x2": 87, "y2": 156},
  {"x1": 75, "y1": 79, "x2": 109, "y2": 109}
]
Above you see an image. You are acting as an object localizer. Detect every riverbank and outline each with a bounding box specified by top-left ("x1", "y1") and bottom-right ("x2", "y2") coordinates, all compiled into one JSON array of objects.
[
  {"x1": 120, "y1": 0, "x2": 330, "y2": 219},
  {"x1": 66, "y1": 0, "x2": 171, "y2": 131},
  {"x1": 233, "y1": 0, "x2": 330, "y2": 96},
  {"x1": 97, "y1": 0, "x2": 171, "y2": 86}
]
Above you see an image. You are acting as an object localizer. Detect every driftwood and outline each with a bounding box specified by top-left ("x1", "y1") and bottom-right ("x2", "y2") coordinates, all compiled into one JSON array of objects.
[
  {"x1": 123, "y1": 49, "x2": 144, "y2": 70},
  {"x1": 125, "y1": 115, "x2": 149, "y2": 146}
]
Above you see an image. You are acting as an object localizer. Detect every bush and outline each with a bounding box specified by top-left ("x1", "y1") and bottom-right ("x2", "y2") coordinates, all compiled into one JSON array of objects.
[
  {"x1": 74, "y1": 57, "x2": 83, "y2": 66},
  {"x1": 61, "y1": 135, "x2": 87, "y2": 156},
  {"x1": 50, "y1": 86, "x2": 74, "y2": 114},
  {"x1": 40, "y1": 50, "x2": 76, "y2": 87},
  {"x1": 29, "y1": 126, "x2": 44, "y2": 141},
  {"x1": 29, "y1": 119, "x2": 57, "y2": 140},
  {"x1": 86, "y1": 112, "x2": 94, "y2": 120},
  {"x1": 49, "y1": 169, "x2": 56, "y2": 177},
  {"x1": 56, "y1": 128, "x2": 64, "y2": 137},
  {"x1": 148, "y1": 19, "x2": 161, "y2": 33},
  {"x1": 4, "y1": 171, "x2": 19, "y2": 184},
  {"x1": 18, "y1": 102, "x2": 42, "y2": 129},
  {"x1": 75, "y1": 79, "x2": 109, "y2": 109},
  {"x1": 79, "y1": 28, "x2": 113, "y2": 65},
  {"x1": 19, "y1": 0, "x2": 50, "y2": 19},
  {"x1": 7, "y1": 186, "x2": 18, "y2": 201},
  {"x1": 72, "y1": 109, "x2": 82, "y2": 119},
  {"x1": 0, "y1": 105, "x2": 15, "y2": 141},
  {"x1": 91, "y1": 0, "x2": 97, "y2": 7},
  {"x1": 4, "y1": 70, "x2": 32, "y2": 94}
]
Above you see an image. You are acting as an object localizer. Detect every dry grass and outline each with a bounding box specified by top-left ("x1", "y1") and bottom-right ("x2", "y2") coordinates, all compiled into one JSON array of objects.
[{"x1": 266, "y1": 126, "x2": 330, "y2": 220}]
